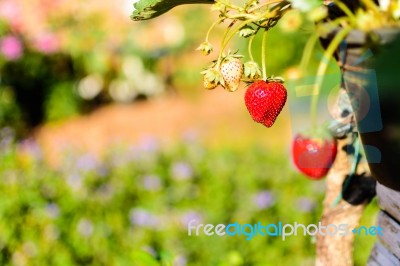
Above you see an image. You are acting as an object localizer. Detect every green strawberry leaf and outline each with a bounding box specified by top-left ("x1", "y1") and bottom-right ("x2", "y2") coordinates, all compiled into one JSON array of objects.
[{"x1": 131, "y1": 0, "x2": 215, "y2": 21}]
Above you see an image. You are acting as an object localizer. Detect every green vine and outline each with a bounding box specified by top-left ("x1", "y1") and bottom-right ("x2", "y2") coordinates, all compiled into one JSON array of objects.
[
  {"x1": 261, "y1": 30, "x2": 268, "y2": 80},
  {"x1": 310, "y1": 26, "x2": 352, "y2": 128}
]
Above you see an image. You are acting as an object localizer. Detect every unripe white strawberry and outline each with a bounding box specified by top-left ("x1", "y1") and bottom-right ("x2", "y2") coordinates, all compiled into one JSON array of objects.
[{"x1": 220, "y1": 58, "x2": 243, "y2": 92}]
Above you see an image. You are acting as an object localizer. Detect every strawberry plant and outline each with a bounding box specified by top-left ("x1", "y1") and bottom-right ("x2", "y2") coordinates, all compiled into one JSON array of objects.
[
  {"x1": 132, "y1": 3, "x2": 400, "y2": 265},
  {"x1": 132, "y1": 0, "x2": 400, "y2": 185},
  {"x1": 133, "y1": 0, "x2": 294, "y2": 128}
]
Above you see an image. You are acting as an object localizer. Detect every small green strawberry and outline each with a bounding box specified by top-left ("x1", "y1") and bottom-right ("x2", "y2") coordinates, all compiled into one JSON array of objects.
[
  {"x1": 196, "y1": 41, "x2": 213, "y2": 56},
  {"x1": 201, "y1": 67, "x2": 223, "y2": 90},
  {"x1": 220, "y1": 57, "x2": 243, "y2": 92},
  {"x1": 203, "y1": 76, "x2": 218, "y2": 90}
]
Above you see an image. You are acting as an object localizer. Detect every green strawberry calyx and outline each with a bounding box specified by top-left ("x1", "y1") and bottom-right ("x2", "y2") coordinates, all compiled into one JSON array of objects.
[
  {"x1": 244, "y1": 61, "x2": 261, "y2": 80},
  {"x1": 201, "y1": 66, "x2": 225, "y2": 88},
  {"x1": 266, "y1": 76, "x2": 285, "y2": 84},
  {"x1": 298, "y1": 125, "x2": 335, "y2": 144}
]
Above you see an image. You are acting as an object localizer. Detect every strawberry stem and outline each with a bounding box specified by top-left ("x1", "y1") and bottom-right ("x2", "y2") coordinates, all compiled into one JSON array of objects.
[
  {"x1": 218, "y1": 18, "x2": 257, "y2": 68},
  {"x1": 299, "y1": 33, "x2": 318, "y2": 75},
  {"x1": 299, "y1": 17, "x2": 347, "y2": 75},
  {"x1": 360, "y1": 0, "x2": 382, "y2": 17},
  {"x1": 218, "y1": 0, "x2": 243, "y2": 12},
  {"x1": 217, "y1": 21, "x2": 236, "y2": 67},
  {"x1": 248, "y1": 35, "x2": 255, "y2": 62},
  {"x1": 226, "y1": 13, "x2": 258, "y2": 20},
  {"x1": 205, "y1": 17, "x2": 225, "y2": 42},
  {"x1": 220, "y1": 19, "x2": 255, "y2": 52},
  {"x1": 310, "y1": 26, "x2": 352, "y2": 128},
  {"x1": 334, "y1": 0, "x2": 357, "y2": 22},
  {"x1": 247, "y1": 0, "x2": 286, "y2": 13},
  {"x1": 261, "y1": 29, "x2": 268, "y2": 80}
]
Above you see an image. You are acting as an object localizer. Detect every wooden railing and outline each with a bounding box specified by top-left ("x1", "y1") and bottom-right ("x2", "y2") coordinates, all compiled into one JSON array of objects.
[{"x1": 368, "y1": 183, "x2": 400, "y2": 265}]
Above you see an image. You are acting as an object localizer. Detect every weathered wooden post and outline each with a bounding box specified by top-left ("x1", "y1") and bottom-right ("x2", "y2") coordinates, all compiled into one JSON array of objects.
[
  {"x1": 317, "y1": 28, "x2": 400, "y2": 265},
  {"x1": 316, "y1": 137, "x2": 371, "y2": 266},
  {"x1": 341, "y1": 29, "x2": 400, "y2": 265},
  {"x1": 368, "y1": 184, "x2": 400, "y2": 265},
  {"x1": 315, "y1": 88, "x2": 374, "y2": 265}
]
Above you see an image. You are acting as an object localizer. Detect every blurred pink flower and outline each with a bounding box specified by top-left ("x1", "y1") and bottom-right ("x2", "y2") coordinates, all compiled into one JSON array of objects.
[
  {"x1": 253, "y1": 190, "x2": 275, "y2": 209},
  {"x1": 142, "y1": 175, "x2": 162, "y2": 191},
  {"x1": 0, "y1": 1, "x2": 22, "y2": 31},
  {"x1": 181, "y1": 211, "x2": 203, "y2": 227},
  {"x1": 295, "y1": 197, "x2": 317, "y2": 213},
  {"x1": 77, "y1": 218, "x2": 94, "y2": 237},
  {"x1": 0, "y1": 35, "x2": 23, "y2": 60},
  {"x1": 33, "y1": 33, "x2": 59, "y2": 54},
  {"x1": 18, "y1": 138, "x2": 42, "y2": 159},
  {"x1": 171, "y1": 161, "x2": 194, "y2": 181},
  {"x1": 129, "y1": 208, "x2": 158, "y2": 228},
  {"x1": 0, "y1": 1, "x2": 19, "y2": 23}
]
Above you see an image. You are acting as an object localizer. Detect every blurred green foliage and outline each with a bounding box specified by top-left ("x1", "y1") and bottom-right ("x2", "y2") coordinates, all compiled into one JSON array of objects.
[
  {"x1": 249, "y1": 25, "x2": 310, "y2": 75},
  {"x1": 44, "y1": 82, "x2": 81, "y2": 121},
  {"x1": 0, "y1": 0, "x2": 325, "y2": 136},
  {"x1": 0, "y1": 1, "x2": 211, "y2": 134},
  {"x1": 0, "y1": 130, "x2": 377, "y2": 265}
]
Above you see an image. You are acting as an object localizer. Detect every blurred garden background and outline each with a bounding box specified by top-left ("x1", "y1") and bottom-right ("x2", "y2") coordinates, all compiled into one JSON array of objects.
[{"x1": 0, "y1": 0, "x2": 379, "y2": 265}]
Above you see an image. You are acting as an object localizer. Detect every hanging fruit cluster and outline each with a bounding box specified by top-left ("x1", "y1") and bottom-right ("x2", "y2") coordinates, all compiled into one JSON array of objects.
[{"x1": 196, "y1": 0, "x2": 291, "y2": 128}]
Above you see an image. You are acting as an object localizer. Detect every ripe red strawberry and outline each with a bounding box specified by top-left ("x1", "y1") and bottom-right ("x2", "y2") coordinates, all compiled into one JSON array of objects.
[
  {"x1": 292, "y1": 133, "x2": 338, "y2": 179},
  {"x1": 220, "y1": 58, "x2": 243, "y2": 92},
  {"x1": 244, "y1": 80, "x2": 287, "y2": 127}
]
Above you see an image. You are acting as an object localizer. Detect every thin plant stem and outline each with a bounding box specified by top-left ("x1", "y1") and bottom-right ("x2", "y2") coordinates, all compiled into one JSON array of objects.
[
  {"x1": 221, "y1": 19, "x2": 255, "y2": 51},
  {"x1": 310, "y1": 26, "x2": 352, "y2": 128},
  {"x1": 261, "y1": 29, "x2": 268, "y2": 80},
  {"x1": 360, "y1": 0, "x2": 382, "y2": 17},
  {"x1": 299, "y1": 18, "x2": 349, "y2": 75},
  {"x1": 247, "y1": 0, "x2": 287, "y2": 13},
  {"x1": 217, "y1": 21, "x2": 236, "y2": 67},
  {"x1": 216, "y1": 0, "x2": 243, "y2": 12},
  {"x1": 248, "y1": 35, "x2": 256, "y2": 62},
  {"x1": 334, "y1": 0, "x2": 357, "y2": 22},
  {"x1": 299, "y1": 33, "x2": 319, "y2": 73},
  {"x1": 226, "y1": 13, "x2": 258, "y2": 20},
  {"x1": 205, "y1": 17, "x2": 226, "y2": 42},
  {"x1": 218, "y1": 19, "x2": 259, "y2": 67}
]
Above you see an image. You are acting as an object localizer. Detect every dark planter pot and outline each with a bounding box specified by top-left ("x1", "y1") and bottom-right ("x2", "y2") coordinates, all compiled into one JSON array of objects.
[{"x1": 328, "y1": 28, "x2": 400, "y2": 191}]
